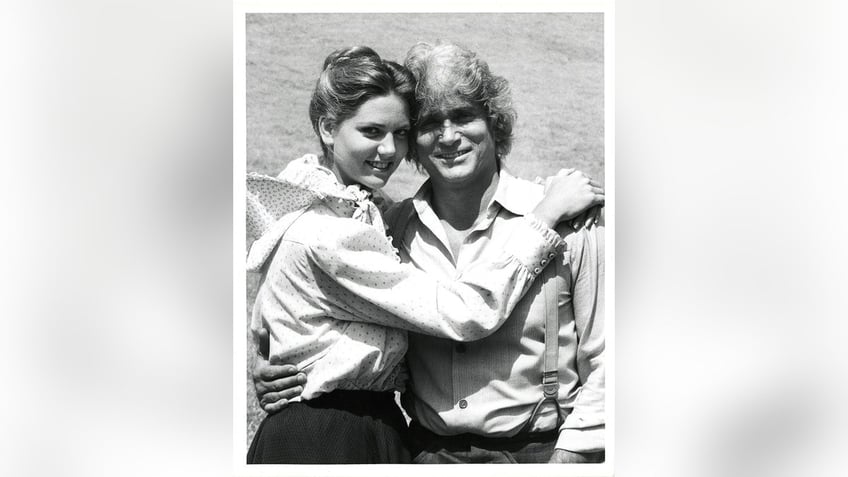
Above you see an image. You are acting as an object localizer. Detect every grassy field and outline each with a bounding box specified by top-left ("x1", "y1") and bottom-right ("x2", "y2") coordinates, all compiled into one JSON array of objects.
[{"x1": 243, "y1": 12, "x2": 605, "y2": 450}]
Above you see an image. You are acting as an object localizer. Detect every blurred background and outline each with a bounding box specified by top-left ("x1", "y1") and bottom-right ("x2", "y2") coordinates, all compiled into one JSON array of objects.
[
  {"x1": 1, "y1": 1, "x2": 846, "y2": 477},
  {"x1": 242, "y1": 12, "x2": 605, "y2": 450},
  {"x1": 245, "y1": 13, "x2": 604, "y2": 198}
]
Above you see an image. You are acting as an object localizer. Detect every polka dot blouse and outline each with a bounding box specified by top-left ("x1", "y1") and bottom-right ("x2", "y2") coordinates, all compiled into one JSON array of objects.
[{"x1": 247, "y1": 156, "x2": 563, "y2": 399}]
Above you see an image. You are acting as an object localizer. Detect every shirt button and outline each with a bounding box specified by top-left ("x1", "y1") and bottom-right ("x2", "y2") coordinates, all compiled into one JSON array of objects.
[
  {"x1": 533, "y1": 267, "x2": 542, "y2": 274},
  {"x1": 459, "y1": 399, "x2": 468, "y2": 409},
  {"x1": 548, "y1": 252, "x2": 557, "y2": 259},
  {"x1": 456, "y1": 343, "x2": 466, "y2": 353},
  {"x1": 540, "y1": 258, "x2": 548, "y2": 266}
]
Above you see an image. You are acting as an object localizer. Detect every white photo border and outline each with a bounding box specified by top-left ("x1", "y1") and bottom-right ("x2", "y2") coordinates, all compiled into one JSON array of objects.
[{"x1": 233, "y1": 2, "x2": 615, "y2": 476}]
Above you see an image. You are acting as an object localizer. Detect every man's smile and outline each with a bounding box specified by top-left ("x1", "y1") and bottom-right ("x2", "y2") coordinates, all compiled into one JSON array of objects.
[{"x1": 433, "y1": 148, "x2": 472, "y2": 161}]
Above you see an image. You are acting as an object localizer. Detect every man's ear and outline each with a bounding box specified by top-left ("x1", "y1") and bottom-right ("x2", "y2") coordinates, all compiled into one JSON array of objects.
[{"x1": 318, "y1": 117, "x2": 335, "y2": 147}]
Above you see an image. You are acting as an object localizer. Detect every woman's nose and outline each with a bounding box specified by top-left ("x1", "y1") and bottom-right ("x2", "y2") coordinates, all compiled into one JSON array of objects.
[{"x1": 377, "y1": 133, "x2": 396, "y2": 157}]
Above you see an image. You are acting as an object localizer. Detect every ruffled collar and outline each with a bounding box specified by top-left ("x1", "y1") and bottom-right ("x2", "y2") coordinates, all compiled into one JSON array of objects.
[
  {"x1": 246, "y1": 154, "x2": 389, "y2": 272},
  {"x1": 277, "y1": 154, "x2": 385, "y2": 228},
  {"x1": 276, "y1": 154, "x2": 373, "y2": 204}
]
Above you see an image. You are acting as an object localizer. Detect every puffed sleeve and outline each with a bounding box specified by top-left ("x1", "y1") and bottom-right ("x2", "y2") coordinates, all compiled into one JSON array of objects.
[{"x1": 307, "y1": 214, "x2": 564, "y2": 341}]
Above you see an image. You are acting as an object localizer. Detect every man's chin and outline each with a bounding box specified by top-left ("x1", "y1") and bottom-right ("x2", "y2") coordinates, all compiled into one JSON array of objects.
[{"x1": 431, "y1": 163, "x2": 490, "y2": 184}]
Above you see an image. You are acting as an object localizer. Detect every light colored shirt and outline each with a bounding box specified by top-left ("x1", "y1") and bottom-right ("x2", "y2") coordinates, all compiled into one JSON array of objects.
[
  {"x1": 248, "y1": 157, "x2": 564, "y2": 400},
  {"x1": 389, "y1": 170, "x2": 605, "y2": 453}
]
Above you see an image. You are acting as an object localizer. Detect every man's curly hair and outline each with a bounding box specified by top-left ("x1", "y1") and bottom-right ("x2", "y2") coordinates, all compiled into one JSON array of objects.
[{"x1": 404, "y1": 41, "x2": 516, "y2": 167}]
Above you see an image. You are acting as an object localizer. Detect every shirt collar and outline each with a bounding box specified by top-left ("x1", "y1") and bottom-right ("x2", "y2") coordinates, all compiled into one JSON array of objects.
[
  {"x1": 410, "y1": 181, "x2": 445, "y2": 240},
  {"x1": 411, "y1": 180, "x2": 434, "y2": 218},
  {"x1": 411, "y1": 169, "x2": 545, "y2": 226},
  {"x1": 489, "y1": 169, "x2": 543, "y2": 216}
]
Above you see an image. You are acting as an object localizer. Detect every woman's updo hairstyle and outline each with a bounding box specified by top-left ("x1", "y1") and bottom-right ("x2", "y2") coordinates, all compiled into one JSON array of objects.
[{"x1": 308, "y1": 46, "x2": 418, "y2": 162}]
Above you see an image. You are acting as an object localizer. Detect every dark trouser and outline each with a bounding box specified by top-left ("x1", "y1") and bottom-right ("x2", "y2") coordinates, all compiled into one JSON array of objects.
[
  {"x1": 247, "y1": 390, "x2": 411, "y2": 464},
  {"x1": 408, "y1": 420, "x2": 558, "y2": 464}
]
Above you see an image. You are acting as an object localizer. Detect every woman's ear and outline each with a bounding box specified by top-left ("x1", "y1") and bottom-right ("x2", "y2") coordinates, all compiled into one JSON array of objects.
[{"x1": 318, "y1": 117, "x2": 335, "y2": 148}]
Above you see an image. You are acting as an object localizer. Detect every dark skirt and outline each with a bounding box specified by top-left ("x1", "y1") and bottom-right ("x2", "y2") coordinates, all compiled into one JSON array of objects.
[{"x1": 247, "y1": 390, "x2": 411, "y2": 464}]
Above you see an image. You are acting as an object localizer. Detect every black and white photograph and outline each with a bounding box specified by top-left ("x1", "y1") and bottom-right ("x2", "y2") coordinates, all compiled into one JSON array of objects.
[
  {"x1": 6, "y1": 1, "x2": 848, "y2": 476},
  {"x1": 236, "y1": 6, "x2": 612, "y2": 472}
]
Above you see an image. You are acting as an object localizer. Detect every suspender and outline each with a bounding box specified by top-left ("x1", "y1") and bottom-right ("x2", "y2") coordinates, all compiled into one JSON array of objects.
[
  {"x1": 389, "y1": 201, "x2": 599, "y2": 436},
  {"x1": 542, "y1": 256, "x2": 562, "y2": 402},
  {"x1": 542, "y1": 257, "x2": 562, "y2": 401},
  {"x1": 520, "y1": 247, "x2": 567, "y2": 434},
  {"x1": 521, "y1": 225, "x2": 602, "y2": 435}
]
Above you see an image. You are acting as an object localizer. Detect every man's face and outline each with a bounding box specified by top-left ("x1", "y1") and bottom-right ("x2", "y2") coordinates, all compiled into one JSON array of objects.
[{"x1": 415, "y1": 96, "x2": 498, "y2": 187}]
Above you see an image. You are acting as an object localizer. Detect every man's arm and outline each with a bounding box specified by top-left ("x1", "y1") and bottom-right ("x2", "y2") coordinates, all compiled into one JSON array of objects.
[
  {"x1": 252, "y1": 172, "x2": 604, "y2": 411},
  {"x1": 552, "y1": 223, "x2": 605, "y2": 462}
]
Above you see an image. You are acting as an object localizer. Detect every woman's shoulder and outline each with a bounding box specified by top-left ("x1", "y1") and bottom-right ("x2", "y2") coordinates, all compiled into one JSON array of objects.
[
  {"x1": 286, "y1": 204, "x2": 382, "y2": 249},
  {"x1": 277, "y1": 154, "x2": 332, "y2": 186}
]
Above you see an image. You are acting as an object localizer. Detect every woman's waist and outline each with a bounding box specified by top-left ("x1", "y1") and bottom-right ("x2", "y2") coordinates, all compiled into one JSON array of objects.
[
  {"x1": 271, "y1": 323, "x2": 408, "y2": 399},
  {"x1": 298, "y1": 358, "x2": 408, "y2": 400},
  {"x1": 267, "y1": 318, "x2": 406, "y2": 358}
]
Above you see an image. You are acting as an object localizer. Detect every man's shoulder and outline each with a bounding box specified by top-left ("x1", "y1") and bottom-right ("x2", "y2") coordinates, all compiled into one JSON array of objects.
[
  {"x1": 384, "y1": 198, "x2": 417, "y2": 235},
  {"x1": 559, "y1": 223, "x2": 604, "y2": 264},
  {"x1": 383, "y1": 197, "x2": 413, "y2": 220},
  {"x1": 503, "y1": 172, "x2": 545, "y2": 190},
  {"x1": 498, "y1": 172, "x2": 546, "y2": 215}
]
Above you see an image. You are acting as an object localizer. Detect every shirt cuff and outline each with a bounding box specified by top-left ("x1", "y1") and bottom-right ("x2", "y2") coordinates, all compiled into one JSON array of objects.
[
  {"x1": 556, "y1": 426, "x2": 605, "y2": 453},
  {"x1": 501, "y1": 214, "x2": 564, "y2": 277}
]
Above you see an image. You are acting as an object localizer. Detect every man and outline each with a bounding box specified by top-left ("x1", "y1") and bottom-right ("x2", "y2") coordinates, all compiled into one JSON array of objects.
[{"x1": 254, "y1": 41, "x2": 605, "y2": 464}]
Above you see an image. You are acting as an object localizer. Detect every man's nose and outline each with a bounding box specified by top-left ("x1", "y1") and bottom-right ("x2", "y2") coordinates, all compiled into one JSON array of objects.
[{"x1": 438, "y1": 119, "x2": 460, "y2": 144}]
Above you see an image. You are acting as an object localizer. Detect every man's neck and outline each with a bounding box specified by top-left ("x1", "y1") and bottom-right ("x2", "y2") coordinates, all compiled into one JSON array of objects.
[{"x1": 430, "y1": 170, "x2": 500, "y2": 231}]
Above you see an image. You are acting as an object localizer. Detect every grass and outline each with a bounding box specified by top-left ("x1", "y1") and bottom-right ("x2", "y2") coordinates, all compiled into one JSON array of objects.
[{"x1": 243, "y1": 12, "x2": 605, "y2": 451}]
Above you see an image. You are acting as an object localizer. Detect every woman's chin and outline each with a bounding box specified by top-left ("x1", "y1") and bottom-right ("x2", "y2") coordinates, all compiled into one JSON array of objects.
[{"x1": 360, "y1": 175, "x2": 391, "y2": 191}]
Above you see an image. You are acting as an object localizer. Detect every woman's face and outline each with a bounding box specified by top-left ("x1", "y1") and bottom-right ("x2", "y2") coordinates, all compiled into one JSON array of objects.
[{"x1": 320, "y1": 93, "x2": 411, "y2": 191}]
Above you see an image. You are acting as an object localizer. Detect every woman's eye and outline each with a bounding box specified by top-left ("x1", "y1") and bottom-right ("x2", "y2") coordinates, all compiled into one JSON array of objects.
[
  {"x1": 394, "y1": 129, "x2": 409, "y2": 138},
  {"x1": 360, "y1": 127, "x2": 381, "y2": 137}
]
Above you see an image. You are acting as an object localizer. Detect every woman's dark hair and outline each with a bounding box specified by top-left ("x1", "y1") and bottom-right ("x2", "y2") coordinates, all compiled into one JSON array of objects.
[{"x1": 308, "y1": 46, "x2": 418, "y2": 163}]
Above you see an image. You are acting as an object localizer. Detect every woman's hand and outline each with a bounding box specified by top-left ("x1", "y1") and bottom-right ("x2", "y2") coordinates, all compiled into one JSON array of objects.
[
  {"x1": 532, "y1": 169, "x2": 605, "y2": 228},
  {"x1": 252, "y1": 328, "x2": 307, "y2": 413}
]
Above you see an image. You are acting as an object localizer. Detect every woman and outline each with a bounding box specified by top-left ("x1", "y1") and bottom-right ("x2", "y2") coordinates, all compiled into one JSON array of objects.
[{"x1": 246, "y1": 46, "x2": 602, "y2": 464}]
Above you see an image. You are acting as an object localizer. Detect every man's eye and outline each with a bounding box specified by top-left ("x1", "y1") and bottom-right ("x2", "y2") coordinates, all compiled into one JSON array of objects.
[
  {"x1": 417, "y1": 118, "x2": 438, "y2": 131},
  {"x1": 394, "y1": 129, "x2": 409, "y2": 138},
  {"x1": 360, "y1": 127, "x2": 381, "y2": 137}
]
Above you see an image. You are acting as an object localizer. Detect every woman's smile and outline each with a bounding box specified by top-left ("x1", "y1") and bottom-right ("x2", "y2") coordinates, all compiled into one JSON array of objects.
[
  {"x1": 320, "y1": 93, "x2": 410, "y2": 190},
  {"x1": 365, "y1": 160, "x2": 394, "y2": 171}
]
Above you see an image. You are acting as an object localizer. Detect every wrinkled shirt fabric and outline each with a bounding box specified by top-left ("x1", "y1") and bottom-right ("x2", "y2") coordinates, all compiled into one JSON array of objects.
[
  {"x1": 248, "y1": 156, "x2": 564, "y2": 400},
  {"x1": 387, "y1": 171, "x2": 605, "y2": 453}
]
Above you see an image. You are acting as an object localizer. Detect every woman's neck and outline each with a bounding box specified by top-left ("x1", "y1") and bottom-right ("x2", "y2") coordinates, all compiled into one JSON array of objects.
[{"x1": 325, "y1": 155, "x2": 373, "y2": 193}]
